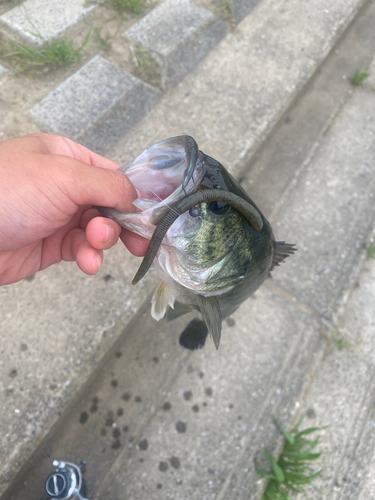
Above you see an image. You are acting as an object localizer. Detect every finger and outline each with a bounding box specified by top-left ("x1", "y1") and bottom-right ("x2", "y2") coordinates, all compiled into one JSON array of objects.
[
  {"x1": 80, "y1": 208, "x2": 101, "y2": 229},
  {"x1": 120, "y1": 229, "x2": 149, "y2": 257},
  {"x1": 86, "y1": 217, "x2": 121, "y2": 250},
  {"x1": 61, "y1": 227, "x2": 103, "y2": 274}
]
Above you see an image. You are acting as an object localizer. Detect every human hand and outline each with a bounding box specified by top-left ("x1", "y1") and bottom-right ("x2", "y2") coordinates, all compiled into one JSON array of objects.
[{"x1": 0, "y1": 133, "x2": 148, "y2": 286}]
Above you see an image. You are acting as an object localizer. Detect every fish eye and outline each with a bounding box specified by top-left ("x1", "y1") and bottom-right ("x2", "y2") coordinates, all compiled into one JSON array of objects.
[
  {"x1": 208, "y1": 201, "x2": 231, "y2": 216},
  {"x1": 189, "y1": 206, "x2": 201, "y2": 217}
]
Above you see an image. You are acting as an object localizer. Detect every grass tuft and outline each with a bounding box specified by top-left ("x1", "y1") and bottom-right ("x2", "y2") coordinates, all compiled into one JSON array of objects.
[
  {"x1": 91, "y1": 27, "x2": 112, "y2": 51},
  {"x1": 4, "y1": 31, "x2": 91, "y2": 74},
  {"x1": 106, "y1": 0, "x2": 147, "y2": 15},
  {"x1": 256, "y1": 417, "x2": 325, "y2": 499},
  {"x1": 367, "y1": 244, "x2": 375, "y2": 260},
  {"x1": 352, "y1": 66, "x2": 370, "y2": 86}
]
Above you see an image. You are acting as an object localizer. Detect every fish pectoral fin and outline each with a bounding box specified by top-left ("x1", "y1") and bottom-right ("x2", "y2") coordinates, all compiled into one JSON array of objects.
[
  {"x1": 151, "y1": 282, "x2": 176, "y2": 321},
  {"x1": 197, "y1": 295, "x2": 222, "y2": 350},
  {"x1": 272, "y1": 241, "x2": 297, "y2": 269}
]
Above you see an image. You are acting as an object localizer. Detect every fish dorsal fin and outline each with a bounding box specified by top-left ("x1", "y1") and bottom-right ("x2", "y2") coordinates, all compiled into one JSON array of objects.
[
  {"x1": 272, "y1": 241, "x2": 297, "y2": 269},
  {"x1": 151, "y1": 282, "x2": 175, "y2": 321},
  {"x1": 197, "y1": 295, "x2": 222, "y2": 350}
]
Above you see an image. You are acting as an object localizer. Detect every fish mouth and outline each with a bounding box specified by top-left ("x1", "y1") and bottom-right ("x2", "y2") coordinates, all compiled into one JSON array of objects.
[{"x1": 97, "y1": 136, "x2": 205, "y2": 240}]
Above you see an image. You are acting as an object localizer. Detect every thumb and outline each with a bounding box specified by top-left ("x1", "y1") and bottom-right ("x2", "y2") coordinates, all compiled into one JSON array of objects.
[{"x1": 55, "y1": 155, "x2": 138, "y2": 213}]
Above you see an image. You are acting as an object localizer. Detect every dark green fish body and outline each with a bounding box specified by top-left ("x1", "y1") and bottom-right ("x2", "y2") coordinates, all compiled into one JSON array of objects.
[{"x1": 99, "y1": 136, "x2": 295, "y2": 349}]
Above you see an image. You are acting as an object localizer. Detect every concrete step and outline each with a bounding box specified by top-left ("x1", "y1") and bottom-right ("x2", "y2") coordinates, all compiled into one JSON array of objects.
[
  {"x1": 0, "y1": 0, "x2": 96, "y2": 45},
  {"x1": 1, "y1": 0, "x2": 375, "y2": 497}
]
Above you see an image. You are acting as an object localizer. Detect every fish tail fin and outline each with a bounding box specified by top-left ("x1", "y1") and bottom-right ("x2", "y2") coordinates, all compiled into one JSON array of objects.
[{"x1": 272, "y1": 241, "x2": 297, "y2": 269}]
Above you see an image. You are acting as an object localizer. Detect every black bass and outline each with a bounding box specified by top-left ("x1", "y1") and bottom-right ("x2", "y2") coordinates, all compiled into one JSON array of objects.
[{"x1": 99, "y1": 136, "x2": 295, "y2": 349}]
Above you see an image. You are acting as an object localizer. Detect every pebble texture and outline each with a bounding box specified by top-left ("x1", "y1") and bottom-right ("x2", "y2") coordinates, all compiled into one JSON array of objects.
[
  {"x1": 124, "y1": 0, "x2": 227, "y2": 89},
  {"x1": 0, "y1": 0, "x2": 96, "y2": 45},
  {"x1": 29, "y1": 55, "x2": 162, "y2": 154}
]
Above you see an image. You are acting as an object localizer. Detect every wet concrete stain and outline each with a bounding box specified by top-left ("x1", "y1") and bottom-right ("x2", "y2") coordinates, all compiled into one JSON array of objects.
[
  {"x1": 100, "y1": 428, "x2": 107, "y2": 436},
  {"x1": 134, "y1": 396, "x2": 142, "y2": 403},
  {"x1": 156, "y1": 483, "x2": 163, "y2": 489},
  {"x1": 169, "y1": 456, "x2": 180, "y2": 469},
  {"x1": 79, "y1": 411, "x2": 88, "y2": 424},
  {"x1": 20, "y1": 343, "x2": 28, "y2": 351},
  {"x1": 105, "y1": 418, "x2": 114, "y2": 427},
  {"x1": 205, "y1": 387, "x2": 213, "y2": 397},
  {"x1": 139, "y1": 439, "x2": 148, "y2": 450},
  {"x1": 163, "y1": 402, "x2": 172, "y2": 411},
  {"x1": 113, "y1": 428, "x2": 121, "y2": 438},
  {"x1": 111, "y1": 439, "x2": 121, "y2": 450},
  {"x1": 111, "y1": 380, "x2": 118, "y2": 388},
  {"x1": 306, "y1": 407, "x2": 317, "y2": 419},
  {"x1": 9, "y1": 369, "x2": 18, "y2": 378},
  {"x1": 175, "y1": 421, "x2": 187, "y2": 433},
  {"x1": 90, "y1": 396, "x2": 99, "y2": 413},
  {"x1": 117, "y1": 408, "x2": 124, "y2": 416},
  {"x1": 159, "y1": 461, "x2": 168, "y2": 472},
  {"x1": 122, "y1": 392, "x2": 131, "y2": 401},
  {"x1": 152, "y1": 356, "x2": 159, "y2": 363},
  {"x1": 192, "y1": 404, "x2": 199, "y2": 413},
  {"x1": 115, "y1": 351, "x2": 122, "y2": 358},
  {"x1": 183, "y1": 391, "x2": 192, "y2": 401},
  {"x1": 123, "y1": 425, "x2": 129, "y2": 432},
  {"x1": 226, "y1": 317, "x2": 236, "y2": 327}
]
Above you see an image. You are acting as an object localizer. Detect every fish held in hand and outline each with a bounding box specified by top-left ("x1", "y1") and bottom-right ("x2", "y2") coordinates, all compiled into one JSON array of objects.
[{"x1": 98, "y1": 136, "x2": 296, "y2": 350}]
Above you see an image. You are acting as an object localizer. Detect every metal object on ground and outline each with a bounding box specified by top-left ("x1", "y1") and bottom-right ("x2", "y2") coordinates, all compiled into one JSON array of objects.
[{"x1": 44, "y1": 460, "x2": 88, "y2": 500}]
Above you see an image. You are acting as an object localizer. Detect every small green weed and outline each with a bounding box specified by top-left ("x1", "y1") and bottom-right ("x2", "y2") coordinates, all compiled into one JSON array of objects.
[
  {"x1": 367, "y1": 244, "x2": 375, "y2": 260},
  {"x1": 106, "y1": 0, "x2": 147, "y2": 15},
  {"x1": 256, "y1": 418, "x2": 325, "y2": 499},
  {"x1": 352, "y1": 66, "x2": 370, "y2": 86},
  {"x1": 132, "y1": 45, "x2": 160, "y2": 86},
  {"x1": 4, "y1": 31, "x2": 91, "y2": 73},
  {"x1": 91, "y1": 27, "x2": 112, "y2": 51},
  {"x1": 217, "y1": 0, "x2": 232, "y2": 19}
]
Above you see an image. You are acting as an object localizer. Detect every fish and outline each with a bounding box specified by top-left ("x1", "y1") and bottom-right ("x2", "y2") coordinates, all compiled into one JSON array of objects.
[{"x1": 98, "y1": 136, "x2": 296, "y2": 350}]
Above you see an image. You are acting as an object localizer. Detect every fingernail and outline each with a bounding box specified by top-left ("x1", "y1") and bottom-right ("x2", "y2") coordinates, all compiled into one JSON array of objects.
[
  {"x1": 106, "y1": 225, "x2": 115, "y2": 242},
  {"x1": 93, "y1": 254, "x2": 102, "y2": 273}
]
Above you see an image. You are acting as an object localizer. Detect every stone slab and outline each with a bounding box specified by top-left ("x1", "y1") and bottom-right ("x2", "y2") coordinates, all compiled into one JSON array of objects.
[
  {"x1": 0, "y1": 0, "x2": 95, "y2": 45},
  {"x1": 29, "y1": 55, "x2": 162, "y2": 155},
  {"x1": 1, "y1": 287, "x2": 325, "y2": 500},
  {"x1": 111, "y1": 0, "x2": 365, "y2": 176},
  {"x1": 271, "y1": 88, "x2": 375, "y2": 319},
  {"x1": 0, "y1": 245, "x2": 157, "y2": 496},
  {"x1": 124, "y1": 0, "x2": 227, "y2": 89}
]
